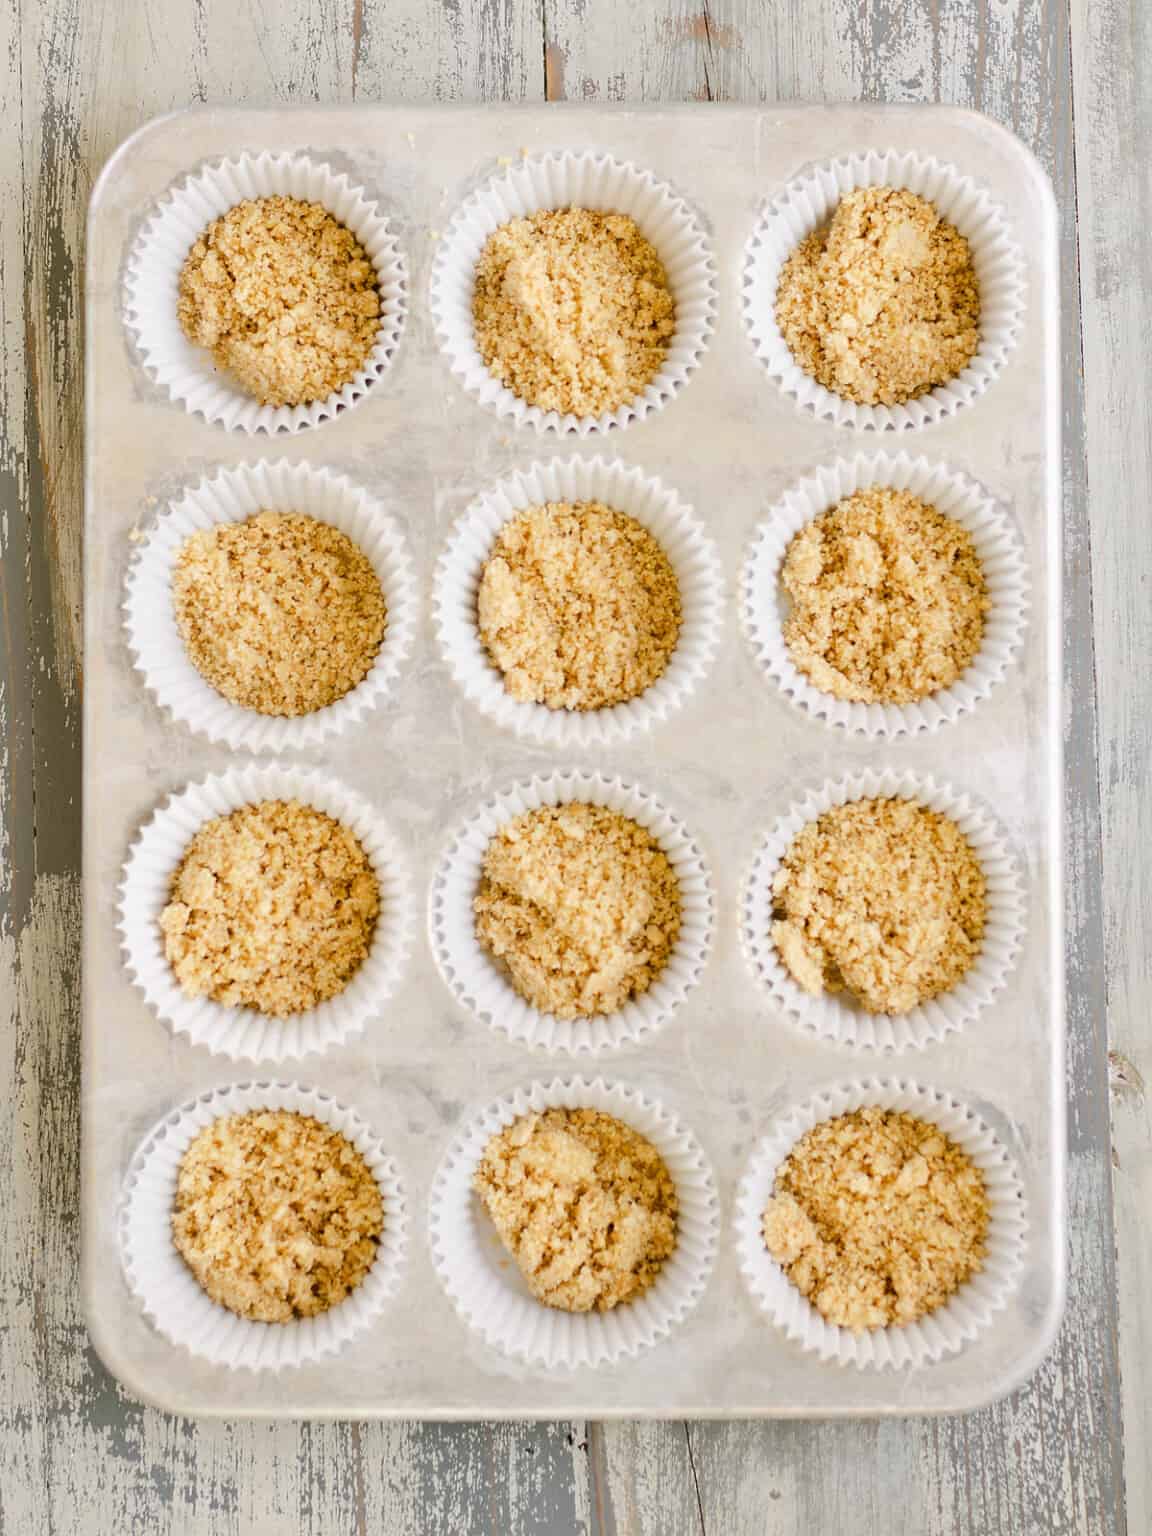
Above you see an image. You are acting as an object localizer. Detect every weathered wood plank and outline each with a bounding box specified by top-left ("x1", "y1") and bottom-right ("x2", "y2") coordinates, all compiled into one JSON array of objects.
[
  {"x1": 1070, "y1": 1, "x2": 1152, "y2": 1532},
  {"x1": 541, "y1": 0, "x2": 1123, "y2": 1530}
]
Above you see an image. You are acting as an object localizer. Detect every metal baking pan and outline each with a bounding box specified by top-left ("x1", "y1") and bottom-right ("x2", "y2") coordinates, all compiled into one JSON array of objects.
[{"x1": 83, "y1": 103, "x2": 1062, "y2": 1418}]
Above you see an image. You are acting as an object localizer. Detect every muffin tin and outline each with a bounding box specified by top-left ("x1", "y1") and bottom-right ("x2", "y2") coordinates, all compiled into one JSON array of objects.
[{"x1": 83, "y1": 104, "x2": 1062, "y2": 1418}]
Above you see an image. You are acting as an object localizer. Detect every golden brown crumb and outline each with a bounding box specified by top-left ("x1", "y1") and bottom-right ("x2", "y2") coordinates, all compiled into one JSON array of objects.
[
  {"x1": 775, "y1": 187, "x2": 980, "y2": 406},
  {"x1": 159, "y1": 799, "x2": 379, "y2": 1015},
  {"x1": 177, "y1": 196, "x2": 380, "y2": 407},
  {"x1": 781, "y1": 486, "x2": 988, "y2": 704},
  {"x1": 477, "y1": 501, "x2": 682, "y2": 710},
  {"x1": 762, "y1": 1107, "x2": 989, "y2": 1330},
  {"x1": 172, "y1": 1109, "x2": 383, "y2": 1323},
  {"x1": 472, "y1": 208, "x2": 676, "y2": 416},
  {"x1": 771, "y1": 797, "x2": 986, "y2": 1014},
  {"x1": 474, "y1": 803, "x2": 681, "y2": 1019},
  {"x1": 172, "y1": 512, "x2": 387, "y2": 717},
  {"x1": 474, "y1": 1107, "x2": 678, "y2": 1312}
]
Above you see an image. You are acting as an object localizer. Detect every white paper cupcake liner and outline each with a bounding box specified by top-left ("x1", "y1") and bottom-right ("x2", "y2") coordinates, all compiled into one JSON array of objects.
[
  {"x1": 429, "y1": 1075, "x2": 719, "y2": 1369},
  {"x1": 119, "y1": 764, "x2": 415, "y2": 1062},
  {"x1": 743, "y1": 150, "x2": 1026, "y2": 430},
  {"x1": 742, "y1": 452, "x2": 1029, "y2": 736},
  {"x1": 741, "y1": 768, "x2": 1025, "y2": 1051},
  {"x1": 124, "y1": 459, "x2": 418, "y2": 753},
  {"x1": 119, "y1": 1080, "x2": 408, "y2": 1370},
  {"x1": 430, "y1": 770, "x2": 715, "y2": 1054},
  {"x1": 432, "y1": 456, "x2": 724, "y2": 747},
  {"x1": 734, "y1": 1077, "x2": 1027, "y2": 1370},
  {"x1": 125, "y1": 151, "x2": 408, "y2": 434},
  {"x1": 430, "y1": 151, "x2": 717, "y2": 435}
]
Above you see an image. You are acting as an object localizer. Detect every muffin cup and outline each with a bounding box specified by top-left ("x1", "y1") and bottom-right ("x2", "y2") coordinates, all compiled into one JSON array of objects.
[
  {"x1": 733, "y1": 1077, "x2": 1027, "y2": 1370},
  {"x1": 125, "y1": 151, "x2": 408, "y2": 435},
  {"x1": 119, "y1": 1080, "x2": 408, "y2": 1371},
  {"x1": 430, "y1": 151, "x2": 717, "y2": 435},
  {"x1": 742, "y1": 452, "x2": 1029, "y2": 736},
  {"x1": 743, "y1": 149, "x2": 1026, "y2": 430},
  {"x1": 119, "y1": 764, "x2": 415, "y2": 1062},
  {"x1": 433, "y1": 455, "x2": 725, "y2": 747},
  {"x1": 124, "y1": 460, "x2": 417, "y2": 753},
  {"x1": 428, "y1": 1075, "x2": 719, "y2": 1369},
  {"x1": 741, "y1": 768, "x2": 1025, "y2": 1051},
  {"x1": 430, "y1": 770, "x2": 715, "y2": 1054}
]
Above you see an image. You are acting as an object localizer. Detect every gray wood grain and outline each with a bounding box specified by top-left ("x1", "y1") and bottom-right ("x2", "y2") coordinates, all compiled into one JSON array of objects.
[{"x1": 0, "y1": 0, "x2": 1127, "y2": 1531}]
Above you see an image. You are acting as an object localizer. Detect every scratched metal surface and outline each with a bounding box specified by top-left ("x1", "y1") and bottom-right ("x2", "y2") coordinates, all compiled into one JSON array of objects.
[
  {"x1": 83, "y1": 101, "x2": 1062, "y2": 1422},
  {"x1": 1, "y1": 1, "x2": 1130, "y2": 1532}
]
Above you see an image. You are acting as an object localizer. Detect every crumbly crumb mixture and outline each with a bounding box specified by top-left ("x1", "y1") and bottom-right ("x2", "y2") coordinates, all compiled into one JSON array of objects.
[
  {"x1": 472, "y1": 208, "x2": 676, "y2": 417},
  {"x1": 477, "y1": 501, "x2": 682, "y2": 711},
  {"x1": 781, "y1": 487, "x2": 989, "y2": 704},
  {"x1": 771, "y1": 797, "x2": 986, "y2": 1014},
  {"x1": 173, "y1": 512, "x2": 387, "y2": 718},
  {"x1": 762, "y1": 1107, "x2": 989, "y2": 1331},
  {"x1": 172, "y1": 1109, "x2": 383, "y2": 1323},
  {"x1": 474, "y1": 803, "x2": 681, "y2": 1019},
  {"x1": 474, "y1": 1107, "x2": 678, "y2": 1313},
  {"x1": 177, "y1": 195, "x2": 380, "y2": 407},
  {"x1": 159, "y1": 799, "x2": 379, "y2": 1015},
  {"x1": 775, "y1": 187, "x2": 980, "y2": 406}
]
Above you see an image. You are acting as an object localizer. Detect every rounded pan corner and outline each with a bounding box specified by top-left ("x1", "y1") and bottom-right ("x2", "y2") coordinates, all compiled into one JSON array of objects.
[
  {"x1": 942, "y1": 1279, "x2": 1068, "y2": 1418},
  {"x1": 88, "y1": 106, "x2": 215, "y2": 225},
  {"x1": 928, "y1": 105, "x2": 1057, "y2": 222},
  {"x1": 82, "y1": 1287, "x2": 226, "y2": 1420}
]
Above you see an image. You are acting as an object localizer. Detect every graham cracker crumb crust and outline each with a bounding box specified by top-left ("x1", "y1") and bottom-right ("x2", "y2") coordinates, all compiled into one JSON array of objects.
[
  {"x1": 474, "y1": 802, "x2": 681, "y2": 1019},
  {"x1": 159, "y1": 799, "x2": 379, "y2": 1016},
  {"x1": 172, "y1": 1108, "x2": 383, "y2": 1324},
  {"x1": 771, "y1": 797, "x2": 986, "y2": 1015},
  {"x1": 477, "y1": 501, "x2": 682, "y2": 711},
  {"x1": 173, "y1": 512, "x2": 387, "y2": 718},
  {"x1": 781, "y1": 486, "x2": 989, "y2": 705},
  {"x1": 472, "y1": 208, "x2": 676, "y2": 417},
  {"x1": 762, "y1": 1106, "x2": 990, "y2": 1331},
  {"x1": 178, "y1": 195, "x2": 380, "y2": 407},
  {"x1": 474, "y1": 1106, "x2": 678, "y2": 1313},
  {"x1": 775, "y1": 187, "x2": 980, "y2": 407}
]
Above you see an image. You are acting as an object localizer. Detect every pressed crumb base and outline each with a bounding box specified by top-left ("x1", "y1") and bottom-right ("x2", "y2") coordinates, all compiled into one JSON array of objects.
[
  {"x1": 476, "y1": 501, "x2": 682, "y2": 711},
  {"x1": 775, "y1": 186, "x2": 980, "y2": 407},
  {"x1": 472, "y1": 207, "x2": 676, "y2": 417},
  {"x1": 474, "y1": 1106, "x2": 678, "y2": 1313},
  {"x1": 474, "y1": 802, "x2": 681, "y2": 1020},
  {"x1": 172, "y1": 511, "x2": 387, "y2": 718},
  {"x1": 770, "y1": 796, "x2": 987, "y2": 1015},
  {"x1": 177, "y1": 195, "x2": 381, "y2": 407},
  {"x1": 172, "y1": 1109, "x2": 383, "y2": 1324},
  {"x1": 762, "y1": 1106, "x2": 989, "y2": 1331},
  {"x1": 159, "y1": 799, "x2": 380, "y2": 1016},
  {"x1": 781, "y1": 486, "x2": 989, "y2": 705}
]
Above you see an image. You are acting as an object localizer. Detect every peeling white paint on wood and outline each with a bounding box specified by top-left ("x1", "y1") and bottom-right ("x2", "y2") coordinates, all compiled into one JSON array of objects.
[
  {"x1": 1070, "y1": 2, "x2": 1152, "y2": 1535},
  {"x1": 0, "y1": 0, "x2": 1130, "y2": 1530}
]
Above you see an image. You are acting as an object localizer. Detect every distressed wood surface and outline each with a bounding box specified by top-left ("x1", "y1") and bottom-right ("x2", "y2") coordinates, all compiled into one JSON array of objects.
[{"x1": 0, "y1": 0, "x2": 1131, "y2": 1531}]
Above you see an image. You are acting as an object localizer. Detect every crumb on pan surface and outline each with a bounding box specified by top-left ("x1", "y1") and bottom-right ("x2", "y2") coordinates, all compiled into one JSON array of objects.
[
  {"x1": 172, "y1": 1108, "x2": 383, "y2": 1323},
  {"x1": 774, "y1": 187, "x2": 980, "y2": 407},
  {"x1": 472, "y1": 208, "x2": 676, "y2": 417},
  {"x1": 474, "y1": 802, "x2": 681, "y2": 1019},
  {"x1": 762, "y1": 1106, "x2": 989, "y2": 1331},
  {"x1": 159, "y1": 799, "x2": 379, "y2": 1015},
  {"x1": 172, "y1": 511, "x2": 387, "y2": 718},
  {"x1": 473, "y1": 1106, "x2": 678, "y2": 1313},
  {"x1": 770, "y1": 796, "x2": 986, "y2": 1015},
  {"x1": 780, "y1": 486, "x2": 989, "y2": 705},
  {"x1": 177, "y1": 195, "x2": 381, "y2": 407},
  {"x1": 476, "y1": 501, "x2": 682, "y2": 711}
]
